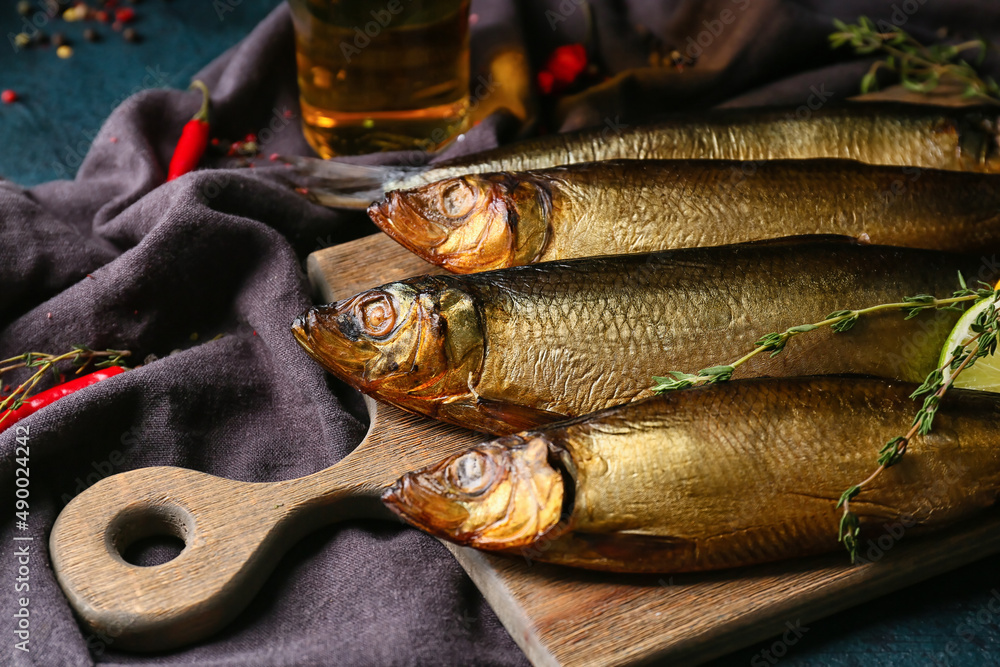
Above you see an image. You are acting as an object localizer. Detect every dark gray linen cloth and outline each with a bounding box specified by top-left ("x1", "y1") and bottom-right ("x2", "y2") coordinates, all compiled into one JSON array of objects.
[{"x1": 2, "y1": 1, "x2": 999, "y2": 665}]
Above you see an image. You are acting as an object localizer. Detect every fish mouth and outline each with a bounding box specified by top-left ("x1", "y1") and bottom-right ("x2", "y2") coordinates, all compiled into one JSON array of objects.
[
  {"x1": 381, "y1": 441, "x2": 575, "y2": 550},
  {"x1": 382, "y1": 474, "x2": 472, "y2": 539},
  {"x1": 290, "y1": 305, "x2": 368, "y2": 380},
  {"x1": 368, "y1": 192, "x2": 450, "y2": 254}
]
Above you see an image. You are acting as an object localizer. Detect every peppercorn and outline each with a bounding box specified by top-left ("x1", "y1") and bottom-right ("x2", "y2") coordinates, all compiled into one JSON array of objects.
[
  {"x1": 17, "y1": 1, "x2": 32, "y2": 16},
  {"x1": 57, "y1": 45, "x2": 73, "y2": 58},
  {"x1": 13, "y1": 33, "x2": 31, "y2": 49},
  {"x1": 123, "y1": 27, "x2": 138, "y2": 42},
  {"x1": 115, "y1": 7, "x2": 134, "y2": 22},
  {"x1": 83, "y1": 28, "x2": 99, "y2": 42},
  {"x1": 1, "y1": 90, "x2": 19, "y2": 104},
  {"x1": 51, "y1": 32, "x2": 67, "y2": 46}
]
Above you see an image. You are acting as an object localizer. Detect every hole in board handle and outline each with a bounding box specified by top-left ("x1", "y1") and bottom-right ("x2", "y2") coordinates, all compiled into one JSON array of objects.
[{"x1": 108, "y1": 503, "x2": 193, "y2": 568}]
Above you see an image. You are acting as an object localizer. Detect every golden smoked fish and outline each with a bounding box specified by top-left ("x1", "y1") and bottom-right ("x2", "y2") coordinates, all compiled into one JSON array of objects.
[
  {"x1": 382, "y1": 377, "x2": 1000, "y2": 573},
  {"x1": 291, "y1": 239, "x2": 986, "y2": 435},
  {"x1": 367, "y1": 159, "x2": 1000, "y2": 272},
  {"x1": 285, "y1": 103, "x2": 1000, "y2": 208}
]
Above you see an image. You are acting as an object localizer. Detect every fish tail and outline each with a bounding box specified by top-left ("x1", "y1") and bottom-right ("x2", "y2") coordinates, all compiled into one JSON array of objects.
[{"x1": 276, "y1": 156, "x2": 425, "y2": 210}]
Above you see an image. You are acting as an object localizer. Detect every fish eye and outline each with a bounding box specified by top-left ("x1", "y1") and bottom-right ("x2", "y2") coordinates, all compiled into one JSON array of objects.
[
  {"x1": 447, "y1": 450, "x2": 495, "y2": 496},
  {"x1": 357, "y1": 293, "x2": 396, "y2": 338},
  {"x1": 439, "y1": 179, "x2": 477, "y2": 218}
]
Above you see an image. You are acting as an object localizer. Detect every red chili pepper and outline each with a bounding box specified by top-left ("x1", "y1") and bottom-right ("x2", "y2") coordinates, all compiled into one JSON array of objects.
[
  {"x1": 167, "y1": 80, "x2": 211, "y2": 181},
  {"x1": 537, "y1": 44, "x2": 589, "y2": 95},
  {"x1": 0, "y1": 366, "x2": 125, "y2": 433}
]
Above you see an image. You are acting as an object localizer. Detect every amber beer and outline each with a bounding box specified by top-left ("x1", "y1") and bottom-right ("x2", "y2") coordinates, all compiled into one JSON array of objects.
[{"x1": 289, "y1": 0, "x2": 471, "y2": 156}]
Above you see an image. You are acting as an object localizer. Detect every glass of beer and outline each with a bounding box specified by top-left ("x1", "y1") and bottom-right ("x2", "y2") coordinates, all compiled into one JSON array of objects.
[{"x1": 289, "y1": 0, "x2": 471, "y2": 157}]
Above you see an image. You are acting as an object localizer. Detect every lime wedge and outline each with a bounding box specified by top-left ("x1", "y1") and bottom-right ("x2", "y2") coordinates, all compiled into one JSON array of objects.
[{"x1": 939, "y1": 296, "x2": 1000, "y2": 392}]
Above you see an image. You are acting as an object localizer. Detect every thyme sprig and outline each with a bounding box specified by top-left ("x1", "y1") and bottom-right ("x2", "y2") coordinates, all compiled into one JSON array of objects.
[
  {"x1": 837, "y1": 289, "x2": 1000, "y2": 562},
  {"x1": 0, "y1": 345, "x2": 131, "y2": 429},
  {"x1": 829, "y1": 17, "x2": 999, "y2": 104},
  {"x1": 652, "y1": 278, "x2": 991, "y2": 393}
]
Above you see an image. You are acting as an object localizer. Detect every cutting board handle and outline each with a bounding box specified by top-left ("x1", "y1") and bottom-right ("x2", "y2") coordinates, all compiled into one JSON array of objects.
[
  {"x1": 48, "y1": 463, "x2": 372, "y2": 651},
  {"x1": 48, "y1": 398, "x2": 483, "y2": 651}
]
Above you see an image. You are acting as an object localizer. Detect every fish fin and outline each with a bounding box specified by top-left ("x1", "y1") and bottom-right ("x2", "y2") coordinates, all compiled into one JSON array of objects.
[
  {"x1": 737, "y1": 234, "x2": 865, "y2": 247},
  {"x1": 276, "y1": 155, "x2": 425, "y2": 210},
  {"x1": 475, "y1": 398, "x2": 568, "y2": 433}
]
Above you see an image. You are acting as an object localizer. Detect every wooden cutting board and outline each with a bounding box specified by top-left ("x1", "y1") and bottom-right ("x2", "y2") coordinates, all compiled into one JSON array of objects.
[{"x1": 307, "y1": 233, "x2": 1000, "y2": 667}]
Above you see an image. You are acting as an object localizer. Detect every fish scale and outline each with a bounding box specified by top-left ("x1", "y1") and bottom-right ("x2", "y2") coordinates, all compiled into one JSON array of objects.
[
  {"x1": 369, "y1": 156, "x2": 1000, "y2": 276},
  {"x1": 540, "y1": 377, "x2": 1000, "y2": 571},
  {"x1": 462, "y1": 241, "x2": 976, "y2": 422},
  {"x1": 293, "y1": 240, "x2": 988, "y2": 435},
  {"x1": 293, "y1": 103, "x2": 1000, "y2": 211},
  {"x1": 384, "y1": 377, "x2": 1000, "y2": 572}
]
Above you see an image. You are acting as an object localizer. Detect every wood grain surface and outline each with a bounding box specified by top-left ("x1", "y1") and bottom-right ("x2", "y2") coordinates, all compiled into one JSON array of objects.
[
  {"x1": 309, "y1": 232, "x2": 1000, "y2": 667},
  {"x1": 49, "y1": 395, "x2": 485, "y2": 651},
  {"x1": 48, "y1": 231, "x2": 1000, "y2": 662}
]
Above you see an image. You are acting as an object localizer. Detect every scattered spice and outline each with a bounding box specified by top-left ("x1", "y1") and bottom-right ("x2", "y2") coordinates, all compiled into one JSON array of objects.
[
  {"x1": 226, "y1": 136, "x2": 260, "y2": 157},
  {"x1": 115, "y1": 7, "x2": 135, "y2": 23},
  {"x1": 83, "y1": 28, "x2": 99, "y2": 42},
  {"x1": 1, "y1": 90, "x2": 19, "y2": 104},
  {"x1": 122, "y1": 27, "x2": 138, "y2": 42},
  {"x1": 16, "y1": 1, "x2": 31, "y2": 17},
  {"x1": 167, "y1": 80, "x2": 211, "y2": 181},
  {"x1": 51, "y1": 32, "x2": 67, "y2": 47},
  {"x1": 109, "y1": 136, "x2": 118, "y2": 143},
  {"x1": 57, "y1": 44, "x2": 73, "y2": 58},
  {"x1": 14, "y1": 33, "x2": 31, "y2": 48}
]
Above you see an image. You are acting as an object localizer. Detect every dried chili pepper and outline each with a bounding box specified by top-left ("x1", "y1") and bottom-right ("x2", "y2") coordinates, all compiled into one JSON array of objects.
[
  {"x1": 0, "y1": 366, "x2": 125, "y2": 433},
  {"x1": 167, "y1": 80, "x2": 211, "y2": 181}
]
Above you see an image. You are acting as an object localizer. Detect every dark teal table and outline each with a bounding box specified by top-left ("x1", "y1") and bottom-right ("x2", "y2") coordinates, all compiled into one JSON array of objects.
[{"x1": 2, "y1": 2, "x2": 999, "y2": 665}]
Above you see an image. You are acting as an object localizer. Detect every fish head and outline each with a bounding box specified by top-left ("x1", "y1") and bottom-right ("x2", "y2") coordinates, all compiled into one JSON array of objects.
[
  {"x1": 368, "y1": 173, "x2": 551, "y2": 273},
  {"x1": 382, "y1": 435, "x2": 566, "y2": 549},
  {"x1": 291, "y1": 277, "x2": 484, "y2": 402}
]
